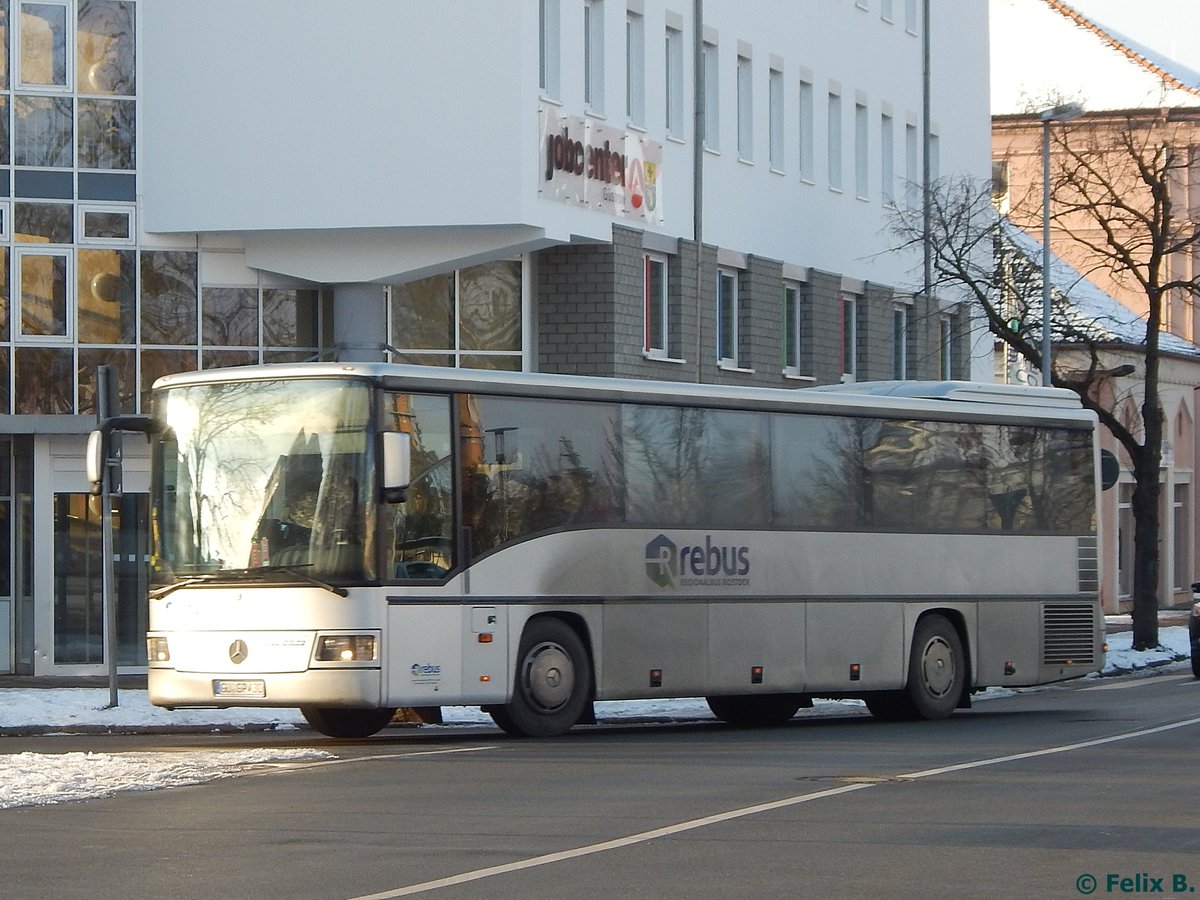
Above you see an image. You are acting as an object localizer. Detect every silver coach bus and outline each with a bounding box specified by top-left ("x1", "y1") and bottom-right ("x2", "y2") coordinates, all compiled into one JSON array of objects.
[{"x1": 99, "y1": 363, "x2": 1105, "y2": 738}]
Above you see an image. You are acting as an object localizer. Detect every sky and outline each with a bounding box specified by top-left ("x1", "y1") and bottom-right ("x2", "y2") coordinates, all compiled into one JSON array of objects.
[{"x1": 0, "y1": 625, "x2": 1192, "y2": 812}]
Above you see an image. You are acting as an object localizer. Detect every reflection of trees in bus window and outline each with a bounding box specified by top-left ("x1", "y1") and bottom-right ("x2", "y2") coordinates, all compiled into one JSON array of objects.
[
  {"x1": 623, "y1": 405, "x2": 769, "y2": 528},
  {"x1": 384, "y1": 393, "x2": 454, "y2": 579},
  {"x1": 462, "y1": 396, "x2": 622, "y2": 557}
]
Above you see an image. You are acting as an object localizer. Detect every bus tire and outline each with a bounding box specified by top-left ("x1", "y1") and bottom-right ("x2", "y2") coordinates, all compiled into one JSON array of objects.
[
  {"x1": 488, "y1": 618, "x2": 591, "y2": 738},
  {"x1": 906, "y1": 614, "x2": 965, "y2": 720},
  {"x1": 705, "y1": 694, "x2": 804, "y2": 727},
  {"x1": 300, "y1": 705, "x2": 397, "y2": 739}
]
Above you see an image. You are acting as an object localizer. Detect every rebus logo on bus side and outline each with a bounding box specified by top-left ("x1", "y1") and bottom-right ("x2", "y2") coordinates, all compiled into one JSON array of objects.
[{"x1": 645, "y1": 534, "x2": 751, "y2": 589}]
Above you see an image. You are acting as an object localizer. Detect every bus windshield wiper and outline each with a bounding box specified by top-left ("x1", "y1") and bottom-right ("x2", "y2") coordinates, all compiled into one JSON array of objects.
[{"x1": 149, "y1": 566, "x2": 348, "y2": 599}]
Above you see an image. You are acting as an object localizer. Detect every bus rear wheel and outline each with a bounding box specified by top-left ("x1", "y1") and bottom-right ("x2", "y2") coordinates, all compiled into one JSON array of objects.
[
  {"x1": 301, "y1": 705, "x2": 397, "y2": 738},
  {"x1": 706, "y1": 694, "x2": 806, "y2": 727},
  {"x1": 487, "y1": 618, "x2": 591, "y2": 738},
  {"x1": 867, "y1": 614, "x2": 965, "y2": 721}
]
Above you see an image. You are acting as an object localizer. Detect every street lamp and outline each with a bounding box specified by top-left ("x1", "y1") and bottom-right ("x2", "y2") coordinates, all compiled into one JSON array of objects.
[{"x1": 1039, "y1": 102, "x2": 1084, "y2": 384}]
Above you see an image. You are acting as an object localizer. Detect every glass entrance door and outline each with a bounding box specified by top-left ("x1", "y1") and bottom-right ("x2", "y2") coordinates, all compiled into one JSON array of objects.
[{"x1": 52, "y1": 492, "x2": 149, "y2": 667}]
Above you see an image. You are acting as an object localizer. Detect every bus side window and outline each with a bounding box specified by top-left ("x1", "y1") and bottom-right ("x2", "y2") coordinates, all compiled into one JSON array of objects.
[{"x1": 385, "y1": 393, "x2": 454, "y2": 581}]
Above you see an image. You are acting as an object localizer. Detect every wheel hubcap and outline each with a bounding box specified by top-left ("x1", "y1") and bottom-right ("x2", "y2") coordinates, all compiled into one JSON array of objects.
[
  {"x1": 523, "y1": 641, "x2": 575, "y2": 712},
  {"x1": 921, "y1": 636, "x2": 955, "y2": 698}
]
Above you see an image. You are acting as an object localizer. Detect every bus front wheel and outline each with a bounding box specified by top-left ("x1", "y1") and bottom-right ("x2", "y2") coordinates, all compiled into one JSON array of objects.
[
  {"x1": 866, "y1": 614, "x2": 965, "y2": 721},
  {"x1": 487, "y1": 618, "x2": 592, "y2": 738},
  {"x1": 301, "y1": 705, "x2": 397, "y2": 739}
]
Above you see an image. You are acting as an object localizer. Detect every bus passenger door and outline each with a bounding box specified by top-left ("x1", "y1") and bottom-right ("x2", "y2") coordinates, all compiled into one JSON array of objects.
[{"x1": 464, "y1": 605, "x2": 508, "y2": 703}]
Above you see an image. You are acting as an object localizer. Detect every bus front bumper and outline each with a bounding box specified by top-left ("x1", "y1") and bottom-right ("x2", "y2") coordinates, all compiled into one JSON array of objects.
[{"x1": 148, "y1": 667, "x2": 383, "y2": 710}]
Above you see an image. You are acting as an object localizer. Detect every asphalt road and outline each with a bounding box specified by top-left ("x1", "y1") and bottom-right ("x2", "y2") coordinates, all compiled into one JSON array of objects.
[{"x1": 3, "y1": 671, "x2": 1199, "y2": 900}]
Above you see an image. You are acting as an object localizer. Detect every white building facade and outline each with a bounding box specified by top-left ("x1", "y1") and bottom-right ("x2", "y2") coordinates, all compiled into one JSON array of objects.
[{"x1": 0, "y1": 0, "x2": 992, "y2": 676}]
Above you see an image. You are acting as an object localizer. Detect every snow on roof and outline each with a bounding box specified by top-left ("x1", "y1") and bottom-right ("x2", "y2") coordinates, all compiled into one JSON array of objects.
[
  {"x1": 999, "y1": 218, "x2": 1200, "y2": 357},
  {"x1": 991, "y1": 0, "x2": 1200, "y2": 113}
]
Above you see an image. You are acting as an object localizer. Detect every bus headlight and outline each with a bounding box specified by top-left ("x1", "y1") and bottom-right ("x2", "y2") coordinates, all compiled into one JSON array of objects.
[
  {"x1": 147, "y1": 636, "x2": 170, "y2": 662},
  {"x1": 315, "y1": 634, "x2": 377, "y2": 662}
]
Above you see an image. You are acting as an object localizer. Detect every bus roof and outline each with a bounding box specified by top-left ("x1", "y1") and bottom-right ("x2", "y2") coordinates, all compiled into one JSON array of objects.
[{"x1": 152, "y1": 363, "x2": 1095, "y2": 427}]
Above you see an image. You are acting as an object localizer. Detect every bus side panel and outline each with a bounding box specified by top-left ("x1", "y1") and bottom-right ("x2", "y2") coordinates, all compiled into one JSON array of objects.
[
  {"x1": 384, "y1": 603, "x2": 510, "y2": 707},
  {"x1": 805, "y1": 602, "x2": 905, "y2": 691},
  {"x1": 975, "y1": 601, "x2": 1040, "y2": 686},
  {"x1": 707, "y1": 602, "x2": 806, "y2": 693},
  {"x1": 600, "y1": 601, "x2": 708, "y2": 699}
]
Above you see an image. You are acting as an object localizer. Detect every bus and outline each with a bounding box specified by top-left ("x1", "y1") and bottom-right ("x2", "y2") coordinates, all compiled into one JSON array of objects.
[{"x1": 94, "y1": 363, "x2": 1107, "y2": 738}]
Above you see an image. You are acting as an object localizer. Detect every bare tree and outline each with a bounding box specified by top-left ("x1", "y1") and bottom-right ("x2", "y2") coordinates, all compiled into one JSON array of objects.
[{"x1": 890, "y1": 111, "x2": 1200, "y2": 650}]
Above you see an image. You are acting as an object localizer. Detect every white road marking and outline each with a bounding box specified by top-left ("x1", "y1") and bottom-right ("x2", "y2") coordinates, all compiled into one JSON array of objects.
[
  {"x1": 348, "y1": 717, "x2": 1200, "y2": 899},
  {"x1": 1080, "y1": 673, "x2": 1193, "y2": 691}
]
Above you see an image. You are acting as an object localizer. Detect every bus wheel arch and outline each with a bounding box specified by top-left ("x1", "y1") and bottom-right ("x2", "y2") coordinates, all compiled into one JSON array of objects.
[
  {"x1": 488, "y1": 613, "x2": 594, "y2": 738},
  {"x1": 866, "y1": 610, "x2": 969, "y2": 721}
]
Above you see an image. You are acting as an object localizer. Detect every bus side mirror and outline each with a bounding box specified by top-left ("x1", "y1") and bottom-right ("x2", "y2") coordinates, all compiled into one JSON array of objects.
[
  {"x1": 1099, "y1": 449, "x2": 1120, "y2": 492},
  {"x1": 381, "y1": 432, "x2": 412, "y2": 503},
  {"x1": 86, "y1": 430, "x2": 105, "y2": 495}
]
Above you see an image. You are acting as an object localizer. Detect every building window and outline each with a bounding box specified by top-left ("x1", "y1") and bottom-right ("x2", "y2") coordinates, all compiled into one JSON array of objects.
[
  {"x1": 905, "y1": 120, "x2": 919, "y2": 208},
  {"x1": 79, "y1": 205, "x2": 134, "y2": 244},
  {"x1": 827, "y1": 91, "x2": 842, "y2": 190},
  {"x1": 717, "y1": 268, "x2": 739, "y2": 366},
  {"x1": 881, "y1": 0, "x2": 894, "y2": 21},
  {"x1": 77, "y1": 0, "x2": 136, "y2": 96},
  {"x1": 854, "y1": 101, "x2": 869, "y2": 199},
  {"x1": 841, "y1": 293, "x2": 857, "y2": 381},
  {"x1": 16, "y1": 248, "x2": 71, "y2": 340},
  {"x1": 768, "y1": 67, "x2": 784, "y2": 171},
  {"x1": 665, "y1": 25, "x2": 684, "y2": 138},
  {"x1": 798, "y1": 79, "x2": 814, "y2": 181},
  {"x1": 1118, "y1": 483, "x2": 1133, "y2": 597},
  {"x1": 937, "y1": 315, "x2": 954, "y2": 379},
  {"x1": 783, "y1": 282, "x2": 809, "y2": 376},
  {"x1": 539, "y1": 0, "x2": 560, "y2": 98},
  {"x1": 584, "y1": 0, "x2": 605, "y2": 114},
  {"x1": 881, "y1": 112, "x2": 895, "y2": 206},
  {"x1": 702, "y1": 39, "x2": 719, "y2": 150},
  {"x1": 14, "y1": 95, "x2": 73, "y2": 167},
  {"x1": 626, "y1": 9, "x2": 644, "y2": 127},
  {"x1": 77, "y1": 247, "x2": 135, "y2": 344},
  {"x1": 905, "y1": 0, "x2": 919, "y2": 33},
  {"x1": 644, "y1": 253, "x2": 668, "y2": 357},
  {"x1": 389, "y1": 260, "x2": 524, "y2": 371},
  {"x1": 929, "y1": 130, "x2": 940, "y2": 182},
  {"x1": 18, "y1": 0, "x2": 70, "y2": 90},
  {"x1": 1174, "y1": 483, "x2": 1189, "y2": 592},
  {"x1": 736, "y1": 53, "x2": 752, "y2": 161},
  {"x1": 892, "y1": 304, "x2": 908, "y2": 380}
]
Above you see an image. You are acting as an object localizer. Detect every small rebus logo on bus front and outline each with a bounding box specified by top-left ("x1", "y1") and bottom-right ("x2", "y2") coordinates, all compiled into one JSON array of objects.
[{"x1": 645, "y1": 535, "x2": 677, "y2": 587}]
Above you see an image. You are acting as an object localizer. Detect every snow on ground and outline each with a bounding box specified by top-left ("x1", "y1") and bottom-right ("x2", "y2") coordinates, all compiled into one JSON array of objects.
[{"x1": 0, "y1": 626, "x2": 1192, "y2": 811}]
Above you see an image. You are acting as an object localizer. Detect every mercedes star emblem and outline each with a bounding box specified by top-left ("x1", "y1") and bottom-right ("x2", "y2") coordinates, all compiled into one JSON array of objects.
[{"x1": 229, "y1": 639, "x2": 249, "y2": 665}]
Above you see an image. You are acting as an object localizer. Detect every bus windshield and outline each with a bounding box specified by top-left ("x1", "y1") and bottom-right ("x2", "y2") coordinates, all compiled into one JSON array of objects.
[{"x1": 150, "y1": 378, "x2": 375, "y2": 585}]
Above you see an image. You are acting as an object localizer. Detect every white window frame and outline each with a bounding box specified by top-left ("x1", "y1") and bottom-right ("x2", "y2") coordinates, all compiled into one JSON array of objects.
[
  {"x1": 938, "y1": 315, "x2": 954, "y2": 379},
  {"x1": 854, "y1": 101, "x2": 869, "y2": 200},
  {"x1": 702, "y1": 40, "x2": 719, "y2": 151},
  {"x1": 798, "y1": 79, "x2": 814, "y2": 182},
  {"x1": 717, "y1": 268, "x2": 739, "y2": 367},
  {"x1": 585, "y1": 0, "x2": 606, "y2": 115},
  {"x1": 643, "y1": 253, "x2": 669, "y2": 358},
  {"x1": 841, "y1": 293, "x2": 857, "y2": 382},
  {"x1": 0, "y1": 201, "x2": 10, "y2": 242},
  {"x1": 783, "y1": 281, "x2": 812, "y2": 379},
  {"x1": 15, "y1": 247, "x2": 74, "y2": 342},
  {"x1": 17, "y1": 0, "x2": 72, "y2": 92},
  {"x1": 665, "y1": 25, "x2": 684, "y2": 139},
  {"x1": 768, "y1": 67, "x2": 784, "y2": 172},
  {"x1": 905, "y1": 0, "x2": 919, "y2": 34},
  {"x1": 881, "y1": 0, "x2": 895, "y2": 22},
  {"x1": 827, "y1": 92, "x2": 842, "y2": 191},
  {"x1": 78, "y1": 204, "x2": 137, "y2": 246},
  {"x1": 905, "y1": 120, "x2": 919, "y2": 208},
  {"x1": 626, "y1": 9, "x2": 645, "y2": 127},
  {"x1": 892, "y1": 303, "x2": 909, "y2": 380},
  {"x1": 881, "y1": 112, "x2": 895, "y2": 207},
  {"x1": 736, "y1": 53, "x2": 753, "y2": 161},
  {"x1": 539, "y1": 0, "x2": 561, "y2": 99}
]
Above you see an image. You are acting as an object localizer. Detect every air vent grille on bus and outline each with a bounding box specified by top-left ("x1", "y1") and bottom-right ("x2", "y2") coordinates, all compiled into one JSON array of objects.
[
  {"x1": 1077, "y1": 536, "x2": 1099, "y2": 592},
  {"x1": 1042, "y1": 603, "x2": 1096, "y2": 666}
]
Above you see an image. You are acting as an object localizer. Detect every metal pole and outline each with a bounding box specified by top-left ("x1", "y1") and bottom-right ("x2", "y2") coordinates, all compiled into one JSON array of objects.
[
  {"x1": 693, "y1": 0, "x2": 704, "y2": 382},
  {"x1": 96, "y1": 365, "x2": 120, "y2": 708},
  {"x1": 1041, "y1": 118, "x2": 1052, "y2": 384},
  {"x1": 922, "y1": 0, "x2": 932, "y2": 309}
]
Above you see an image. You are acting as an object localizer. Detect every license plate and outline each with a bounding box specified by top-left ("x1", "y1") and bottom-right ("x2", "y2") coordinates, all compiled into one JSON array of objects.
[{"x1": 213, "y1": 679, "x2": 266, "y2": 699}]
